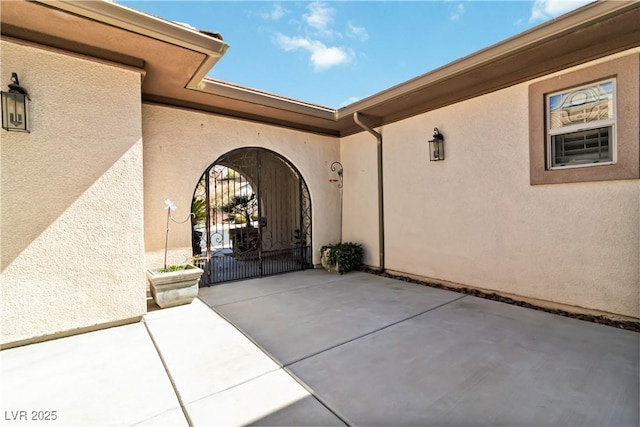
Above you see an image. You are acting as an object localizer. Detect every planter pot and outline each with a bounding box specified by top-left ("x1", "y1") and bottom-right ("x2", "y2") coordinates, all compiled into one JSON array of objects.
[
  {"x1": 321, "y1": 248, "x2": 340, "y2": 273},
  {"x1": 146, "y1": 265, "x2": 204, "y2": 308}
]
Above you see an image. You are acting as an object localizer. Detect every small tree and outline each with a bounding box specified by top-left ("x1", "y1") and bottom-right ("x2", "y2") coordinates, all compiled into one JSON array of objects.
[
  {"x1": 220, "y1": 193, "x2": 256, "y2": 226},
  {"x1": 221, "y1": 193, "x2": 258, "y2": 254}
]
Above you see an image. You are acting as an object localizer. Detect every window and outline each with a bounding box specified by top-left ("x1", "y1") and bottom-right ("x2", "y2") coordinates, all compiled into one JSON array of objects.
[
  {"x1": 546, "y1": 79, "x2": 616, "y2": 169},
  {"x1": 528, "y1": 53, "x2": 639, "y2": 185}
]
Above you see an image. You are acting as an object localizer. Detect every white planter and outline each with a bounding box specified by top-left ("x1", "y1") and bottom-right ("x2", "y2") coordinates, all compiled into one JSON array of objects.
[{"x1": 146, "y1": 265, "x2": 204, "y2": 308}]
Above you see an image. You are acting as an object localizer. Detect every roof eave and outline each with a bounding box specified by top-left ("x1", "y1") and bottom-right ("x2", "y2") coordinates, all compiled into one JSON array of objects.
[
  {"x1": 35, "y1": 0, "x2": 229, "y2": 66},
  {"x1": 10, "y1": 0, "x2": 640, "y2": 138},
  {"x1": 339, "y1": 0, "x2": 640, "y2": 118}
]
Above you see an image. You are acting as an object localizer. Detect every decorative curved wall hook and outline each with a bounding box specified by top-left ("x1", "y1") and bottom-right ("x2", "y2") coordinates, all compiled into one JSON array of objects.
[{"x1": 330, "y1": 161, "x2": 343, "y2": 189}]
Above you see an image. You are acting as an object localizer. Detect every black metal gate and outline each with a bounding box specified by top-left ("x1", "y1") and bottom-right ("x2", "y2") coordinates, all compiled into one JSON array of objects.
[{"x1": 191, "y1": 148, "x2": 312, "y2": 285}]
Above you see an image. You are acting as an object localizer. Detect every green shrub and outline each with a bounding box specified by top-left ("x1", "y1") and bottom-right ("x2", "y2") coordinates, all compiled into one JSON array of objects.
[
  {"x1": 234, "y1": 214, "x2": 247, "y2": 224},
  {"x1": 321, "y1": 242, "x2": 363, "y2": 274}
]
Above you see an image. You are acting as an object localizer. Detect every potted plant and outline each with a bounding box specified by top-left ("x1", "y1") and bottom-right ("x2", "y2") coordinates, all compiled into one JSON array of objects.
[
  {"x1": 320, "y1": 242, "x2": 363, "y2": 274},
  {"x1": 146, "y1": 199, "x2": 204, "y2": 308}
]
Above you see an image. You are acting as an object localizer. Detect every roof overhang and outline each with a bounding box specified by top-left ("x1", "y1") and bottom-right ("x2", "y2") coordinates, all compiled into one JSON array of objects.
[{"x1": 1, "y1": 0, "x2": 639, "y2": 137}]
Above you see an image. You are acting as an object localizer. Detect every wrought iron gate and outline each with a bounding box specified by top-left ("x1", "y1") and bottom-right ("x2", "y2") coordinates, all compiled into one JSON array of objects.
[{"x1": 191, "y1": 148, "x2": 312, "y2": 285}]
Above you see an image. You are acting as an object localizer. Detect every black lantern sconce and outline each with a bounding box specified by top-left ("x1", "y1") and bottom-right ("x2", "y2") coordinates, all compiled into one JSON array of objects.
[
  {"x1": 428, "y1": 128, "x2": 444, "y2": 161},
  {"x1": 1, "y1": 73, "x2": 30, "y2": 133}
]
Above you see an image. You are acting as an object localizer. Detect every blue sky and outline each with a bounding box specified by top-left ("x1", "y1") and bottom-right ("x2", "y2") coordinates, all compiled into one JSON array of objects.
[{"x1": 119, "y1": 0, "x2": 593, "y2": 108}]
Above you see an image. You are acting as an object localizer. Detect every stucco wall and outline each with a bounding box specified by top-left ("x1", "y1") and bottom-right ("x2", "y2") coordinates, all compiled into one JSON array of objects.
[
  {"x1": 340, "y1": 131, "x2": 380, "y2": 267},
  {"x1": 142, "y1": 104, "x2": 341, "y2": 268},
  {"x1": 341, "y1": 49, "x2": 640, "y2": 318},
  {"x1": 0, "y1": 40, "x2": 146, "y2": 346}
]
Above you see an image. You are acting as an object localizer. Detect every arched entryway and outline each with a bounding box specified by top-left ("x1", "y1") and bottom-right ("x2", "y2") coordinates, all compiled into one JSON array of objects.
[{"x1": 191, "y1": 148, "x2": 312, "y2": 285}]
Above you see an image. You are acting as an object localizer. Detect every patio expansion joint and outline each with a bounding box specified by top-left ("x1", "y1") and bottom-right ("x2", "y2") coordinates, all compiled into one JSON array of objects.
[
  {"x1": 142, "y1": 319, "x2": 193, "y2": 427},
  {"x1": 201, "y1": 298, "x2": 353, "y2": 427},
  {"x1": 285, "y1": 294, "x2": 469, "y2": 367},
  {"x1": 181, "y1": 367, "x2": 279, "y2": 405},
  {"x1": 282, "y1": 366, "x2": 354, "y2": 427}
]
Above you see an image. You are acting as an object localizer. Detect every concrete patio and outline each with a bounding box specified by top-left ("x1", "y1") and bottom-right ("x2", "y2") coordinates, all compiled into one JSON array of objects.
[{"x1": 2, "y1": 270, "x2": 638, "y2": 426}]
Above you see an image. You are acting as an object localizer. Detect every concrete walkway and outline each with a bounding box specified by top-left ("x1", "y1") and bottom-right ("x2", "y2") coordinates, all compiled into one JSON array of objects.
[
  {"x1": 2, "y1": 270, "x2": 638, "y2": 426},
  {"x1": 1, "y1": 297, "x2": 340, "y2": 426}
]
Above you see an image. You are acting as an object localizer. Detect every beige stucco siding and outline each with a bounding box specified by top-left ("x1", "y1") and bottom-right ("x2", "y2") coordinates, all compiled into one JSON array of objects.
[
  {"x1": 142, "y1": 104, "x2": 341, "y2": 268},
  {"x1": 340, "y1": 131, "x2": 380, "y2": 267},
  {"x1": 1, "y1": 40, "x2": 146, "y2": 346},
  {"x1": 341, "y1": 49, "x2": 640, "y2": 318}
]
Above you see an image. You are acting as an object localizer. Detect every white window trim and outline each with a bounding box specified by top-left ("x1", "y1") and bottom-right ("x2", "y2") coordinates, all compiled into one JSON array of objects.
[{"x1": 545, "y1": 78, "x2": 617, "y2": 170}]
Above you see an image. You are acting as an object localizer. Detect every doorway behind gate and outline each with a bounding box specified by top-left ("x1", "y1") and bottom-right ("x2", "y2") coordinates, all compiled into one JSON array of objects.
[{"x1": 191, "y1": 148, "x2": 312, "y2": 285}]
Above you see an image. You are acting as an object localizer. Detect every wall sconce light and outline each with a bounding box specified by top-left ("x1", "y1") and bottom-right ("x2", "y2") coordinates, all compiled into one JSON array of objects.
[
  {"x1": 428, "y1": 128, "x2": 444, "y2": 161},
  {"x1": 1, "y1": 73, "x2": 30, "y2": 132}
]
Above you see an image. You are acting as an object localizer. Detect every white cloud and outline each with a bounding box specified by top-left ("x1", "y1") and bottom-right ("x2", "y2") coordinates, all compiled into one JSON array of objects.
[
  {"x1": 276, "y1": 35, "x2": 313, "y2": 51},
  {"x1": 275, "y1": 34, "x2": 353, "y2": 71},
  {"x1": 450, "y1": 3, "x2": 465, "y2": 21},
  {"x1": 304, "y1": 2, "x2": 335, "y2": 37},
  {"x1": 311, "y1": 46, "x2": 352, "y2": 70},
  {"x1": 261, "y1": 3, "x2": 288, "y2": 21},
  {"x1": 346, "y1": 21, "x2": 369, "y2": 41},
  {"x1": 272, "y1": 2, "x2": 367, "y2": 72},
  {"x1": 530, "y1": 0, "x2": 593, "y2": 22}
]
